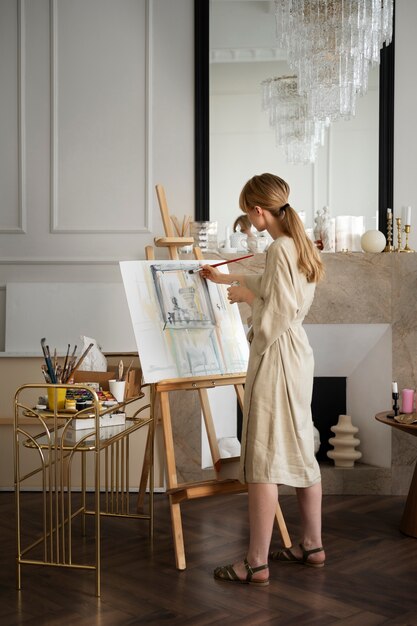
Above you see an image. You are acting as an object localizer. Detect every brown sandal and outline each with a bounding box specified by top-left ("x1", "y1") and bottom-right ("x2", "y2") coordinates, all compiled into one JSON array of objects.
[
  {"x1": 269, "y1": 543, "x2": 325, "y2": 568},
  {"x1": 213, "y1": 558, "x2": 269, "y2": 586}
]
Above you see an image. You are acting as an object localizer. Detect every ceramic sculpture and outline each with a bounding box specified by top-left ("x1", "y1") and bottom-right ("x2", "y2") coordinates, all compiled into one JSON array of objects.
[{"x1": 327, "y1": 414, "x2": 362, "y2": 468}]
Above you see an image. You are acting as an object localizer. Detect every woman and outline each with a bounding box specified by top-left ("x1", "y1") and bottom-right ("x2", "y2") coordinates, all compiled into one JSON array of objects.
[{"x1": 201, "y1": 173, "x2": 325, "y2": 586}]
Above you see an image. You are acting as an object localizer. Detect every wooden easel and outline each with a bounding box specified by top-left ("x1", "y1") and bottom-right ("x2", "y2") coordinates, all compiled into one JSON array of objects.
[{"x1": 142, "y1": 184, "x2": 291, "y2": 569}]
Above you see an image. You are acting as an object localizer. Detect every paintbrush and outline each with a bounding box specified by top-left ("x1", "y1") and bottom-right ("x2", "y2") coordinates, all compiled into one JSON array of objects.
[
  {"x1": 188, "y1": 253, "x2": 254, "y2": 274},
  {"x1": 41, "y1": 338, "x2": 57, "y2": 383},
  {"x1": 67, "y1": 344, "x2": 78, "y2": 375},
  {"x1": 64, "y1": 343, "x2": 93, "y2": 382},
  {"x1": 62, "y1": 343, "x2": 70, "y2": 381}
]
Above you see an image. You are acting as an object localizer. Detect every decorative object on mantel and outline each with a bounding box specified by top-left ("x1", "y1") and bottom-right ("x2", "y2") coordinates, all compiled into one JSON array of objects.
[
  {"x1": 190, "y1": 221, "x2": 218, "y2": 252},
  {"x1": 313, "y1": 206, "x2": 335, "y2": 252},
  {"x1": 360, "y1": 230, "x2": 386, "y2": 253},
  {"x1": 335, "y1": 216, "x2": 365, "y2": 252},
  {"x1": 327, "y1": 414, "x2": 362, "y2": 468},
  {"x1": 395, "y1": 207, "x2": 415, "y2": 253},
  {"x1": 384, "y1": 208, "x2": 395, "y2": 252}
]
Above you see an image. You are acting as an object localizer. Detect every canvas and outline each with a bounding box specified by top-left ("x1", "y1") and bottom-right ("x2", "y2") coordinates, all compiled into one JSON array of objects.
[{"x1": 120, "y1": 260, "x2": 249, "y2": 383}]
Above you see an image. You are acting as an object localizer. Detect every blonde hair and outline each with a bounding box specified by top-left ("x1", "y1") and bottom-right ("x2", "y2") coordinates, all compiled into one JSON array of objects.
[
  {"x1": 239, "y1": 173, "x2": 324, "y2": 283},
  {"x1": 233, "y1": 214, "x2": 251, "y2": 232}
]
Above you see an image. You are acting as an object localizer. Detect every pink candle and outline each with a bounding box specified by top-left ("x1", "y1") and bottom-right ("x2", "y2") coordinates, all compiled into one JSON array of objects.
[{"x1": 401, "y1": 388, "x2": 415, "y2": 414}]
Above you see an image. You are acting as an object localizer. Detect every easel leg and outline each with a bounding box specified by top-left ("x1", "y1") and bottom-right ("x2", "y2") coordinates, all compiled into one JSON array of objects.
[
  {"x1": 169, "y1": 498, "x2": 186, "y2": 570},
  {"x1": 275, "y1": 503, "x2": 291, "y2": 548},
  {"x1": 158, "y1": 388, "x2": 187, "y2": 569},
  {"x1": 199, "y1": 388, "x2": 221, "y2": 471}
]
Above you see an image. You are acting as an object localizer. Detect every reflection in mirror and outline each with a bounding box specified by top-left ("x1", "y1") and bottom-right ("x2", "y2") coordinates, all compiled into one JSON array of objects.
[{"x1": 195, "y1": 0, "x2": 394, "y2": 247}]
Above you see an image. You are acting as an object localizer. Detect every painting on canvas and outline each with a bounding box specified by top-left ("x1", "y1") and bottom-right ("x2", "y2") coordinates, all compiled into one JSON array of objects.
[{"x1": 120, "y1": 260, "x2": 249, "y2": 383}]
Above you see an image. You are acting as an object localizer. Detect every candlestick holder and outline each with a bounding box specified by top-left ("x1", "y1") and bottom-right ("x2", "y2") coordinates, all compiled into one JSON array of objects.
[
  {"x1": 401, "y1": 225, "x2": 415, "y2": 253},
  {"x1": 384, "y1": 212, "x2": 395, "y2": 252},
  {"x1": 395, "y1": 217, "x2": 403, "y2": 252},
  {"x1": 392, "y1": 392, "x2": 399, "y2": 417}
]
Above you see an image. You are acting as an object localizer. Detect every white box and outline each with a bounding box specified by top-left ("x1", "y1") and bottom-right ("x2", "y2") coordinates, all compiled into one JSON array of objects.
[
  {"x1": 71, "y1": 412, "x2": 126, "y2": 431},
  {"x1": 64, "y1": 421, "x2": 127, "y2": 444}
]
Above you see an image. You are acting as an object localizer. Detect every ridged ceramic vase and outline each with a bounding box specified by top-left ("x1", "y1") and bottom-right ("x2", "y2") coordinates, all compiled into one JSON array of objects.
[{"x1": 327, "y1": 414, "x2": 362, "y2": 468}]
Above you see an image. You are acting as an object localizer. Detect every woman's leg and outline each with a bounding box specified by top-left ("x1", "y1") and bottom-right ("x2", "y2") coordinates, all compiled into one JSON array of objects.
[
  {"x1": 230, "y1": 483, "x2": 278, "y2": 581},
  {"x1": 294, "y1": 481, "x2": 325, "y2": 564}
]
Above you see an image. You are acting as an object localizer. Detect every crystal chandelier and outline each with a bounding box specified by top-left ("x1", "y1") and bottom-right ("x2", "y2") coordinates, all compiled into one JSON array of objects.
[
  {"x1": 261, "y1": 75, "x2": 327, "y2": 164},
  {"x1": 274, "y1": 0, "x2": 394, "y2": 122}
]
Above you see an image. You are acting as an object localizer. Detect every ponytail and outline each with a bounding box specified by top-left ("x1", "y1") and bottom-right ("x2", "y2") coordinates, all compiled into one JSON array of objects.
[
  {"x1": 239, "y1": 173, "x2": 324, "y2": 283},
  {"x1": 280, "y1": 206, "x2": 325, "y2": 283}
]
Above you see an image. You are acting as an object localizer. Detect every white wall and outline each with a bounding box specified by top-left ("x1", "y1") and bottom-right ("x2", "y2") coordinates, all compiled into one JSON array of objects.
[
  {"x1": 0, "y1": 0, "x2": 194, "y2": 351},
  {"x1": 394, "y1": 0, "x2": 417, "y2": 250}
]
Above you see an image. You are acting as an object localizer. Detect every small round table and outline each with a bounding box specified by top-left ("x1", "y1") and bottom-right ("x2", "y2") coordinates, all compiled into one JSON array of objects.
[{"x1": 375, "y1": 411, "x2": 417, "y2": 538}]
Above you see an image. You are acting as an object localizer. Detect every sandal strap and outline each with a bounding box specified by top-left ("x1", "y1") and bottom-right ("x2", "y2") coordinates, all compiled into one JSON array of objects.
[
  {"x1": 243, "y1": 558, "x2": 268, "y2": 579},
  {"x1": 299, "y1": 543, "x2": 324, "y2": 560},
  {"x1": 269, "y1": 547, "x2": 298, "y2": 562},
  {"x1": 215, "y1": 564, "x2": 240, "y2": 581}
]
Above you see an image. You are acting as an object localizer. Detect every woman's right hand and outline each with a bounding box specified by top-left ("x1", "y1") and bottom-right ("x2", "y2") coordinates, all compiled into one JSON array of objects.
[{"x1": 200, "y1": 264, "x2": 223, "y2": 283}]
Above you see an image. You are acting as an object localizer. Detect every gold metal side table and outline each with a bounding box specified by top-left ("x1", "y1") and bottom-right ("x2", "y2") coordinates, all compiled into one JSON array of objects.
[{"x1": 14, "y1": 383, "x2": 154, "y2": 596}]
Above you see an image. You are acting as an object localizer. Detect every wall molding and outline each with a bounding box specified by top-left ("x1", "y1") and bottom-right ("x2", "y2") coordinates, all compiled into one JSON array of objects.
[
  {"x1": 50, "y1": 0, "x2": 152, "y2": 234},
  {"x1": 0, "y1": 257, "x2": 140, "y2": 266},
  {"x1": 0, "y1": 0, "x2": 27, "y2": 234}
]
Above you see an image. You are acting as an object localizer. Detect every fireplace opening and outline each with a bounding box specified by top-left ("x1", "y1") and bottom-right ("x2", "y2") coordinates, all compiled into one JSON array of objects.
[{"x1": 312, "y1": 377, "x2": 346, "y2": 462}]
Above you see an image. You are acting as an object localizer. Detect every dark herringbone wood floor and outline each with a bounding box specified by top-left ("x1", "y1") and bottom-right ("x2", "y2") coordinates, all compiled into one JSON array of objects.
[{"x1": 1, "y1": 491, "x2": 417, "y2": 625}]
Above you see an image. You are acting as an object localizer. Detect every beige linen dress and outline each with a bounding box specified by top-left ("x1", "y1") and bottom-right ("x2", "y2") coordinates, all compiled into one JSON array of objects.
[{"x1": 239, "y1": 235, "x2": 321, "y2": 487}]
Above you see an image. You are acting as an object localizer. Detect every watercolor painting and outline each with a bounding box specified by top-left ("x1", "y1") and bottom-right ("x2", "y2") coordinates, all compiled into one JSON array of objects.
[
  {"x1": 120, "y1": 260, "x2": 249, "y2": 383},
  {"x1": 150, "y1": 264, "x2": 215, "y2": 328}
]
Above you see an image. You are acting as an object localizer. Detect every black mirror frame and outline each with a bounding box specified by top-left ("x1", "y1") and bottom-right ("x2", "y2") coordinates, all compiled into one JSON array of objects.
[{"x1": 195, "y1": 0, "x2": 395, "y2": 235}]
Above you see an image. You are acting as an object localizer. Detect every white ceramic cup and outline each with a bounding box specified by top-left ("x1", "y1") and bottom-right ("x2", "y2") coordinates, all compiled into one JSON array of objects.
[{"x1": 109, "y1": 379, "x2": 126, "y2": 403}]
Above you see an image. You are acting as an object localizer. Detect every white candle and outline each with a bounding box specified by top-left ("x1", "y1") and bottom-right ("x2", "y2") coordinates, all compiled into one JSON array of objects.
[
  {"x1": 402, "y1": 206, "x2": 411, "y2": 225},
  {"x1": 406, "y1": 206, "x2": 411, "y2": 226},
  {"x1": 392, "y1": 381, "x2": 398, "y2": 394}
]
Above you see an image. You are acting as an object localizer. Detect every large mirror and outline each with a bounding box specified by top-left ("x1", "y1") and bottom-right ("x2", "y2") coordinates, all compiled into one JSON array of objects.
[{"x1": 195, "y1": 0, "x2": 394, "y2": 244}]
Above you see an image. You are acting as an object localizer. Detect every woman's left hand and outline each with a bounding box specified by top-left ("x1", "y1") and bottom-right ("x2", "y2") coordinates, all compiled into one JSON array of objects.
[{"x1": 227, "y1": 284, "x2": 255, "y2": 305}]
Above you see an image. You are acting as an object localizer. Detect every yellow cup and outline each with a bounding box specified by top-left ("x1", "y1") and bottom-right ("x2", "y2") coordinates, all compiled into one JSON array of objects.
[{"x1": 47, "y1": 387, "x2": 67, "y2": 411}]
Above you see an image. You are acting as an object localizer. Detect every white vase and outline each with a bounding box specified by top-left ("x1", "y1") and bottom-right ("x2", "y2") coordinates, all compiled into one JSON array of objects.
[{"x1": 327, "y1": 414, "x2": 362, "y2": 468}]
